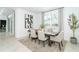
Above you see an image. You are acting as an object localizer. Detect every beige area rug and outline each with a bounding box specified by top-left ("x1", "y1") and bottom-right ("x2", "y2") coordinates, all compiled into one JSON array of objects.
[{"x1": 19, "y1": 38, "x2": 67, "y2": 52}]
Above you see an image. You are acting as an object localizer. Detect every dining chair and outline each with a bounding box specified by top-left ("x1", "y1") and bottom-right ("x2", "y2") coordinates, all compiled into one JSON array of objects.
[
  {"x1": 38, "y1": 30, "x2": 48, "y2": 47},
  {"x1": 30, "y1": 29, "x2": 38, "y2": 42},
  {"x1": 50, "y1": 31, "x2": 64, "y2": 51}
]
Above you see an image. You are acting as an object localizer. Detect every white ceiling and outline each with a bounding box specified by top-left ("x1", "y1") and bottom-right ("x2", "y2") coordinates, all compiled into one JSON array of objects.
[
  {"x1": 24, "y1": 7, "x2": 59, "y2": 13},
  {"x1": 0, "y1": 7, "x2": 60, "y2": 16}
]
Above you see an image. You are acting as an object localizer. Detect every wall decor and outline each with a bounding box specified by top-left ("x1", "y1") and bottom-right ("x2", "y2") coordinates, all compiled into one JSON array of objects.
[{"x1": 25, "y1": 14, "x2": 33, "y2": 29}]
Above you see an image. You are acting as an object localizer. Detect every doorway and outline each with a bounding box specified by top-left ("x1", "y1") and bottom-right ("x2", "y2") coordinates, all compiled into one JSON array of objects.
[
  {"x1": 0, "y1": 8, "x2": 15, "y2": 37},
  {"x1": 0, "y1": 20, "x2": 6, "y2": 32}
]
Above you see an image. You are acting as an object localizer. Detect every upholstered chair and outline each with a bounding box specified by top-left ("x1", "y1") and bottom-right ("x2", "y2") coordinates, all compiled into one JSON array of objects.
[
  {"x1": 50, "y1": 31, "x2": 64, "y2": 51},
  {"x1": 30, "y1": 29, "x2": 38, "y2": 42},
  {"x1": 38, "y1": 30, "x2": 48, "y2": 47}
]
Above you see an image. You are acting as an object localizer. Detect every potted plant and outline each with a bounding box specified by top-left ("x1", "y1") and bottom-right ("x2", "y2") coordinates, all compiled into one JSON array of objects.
[
  {"x1": 40, "y1": 24, "x2": 44, "y2": 29},
  {"x1": 40, "y1": 19, "x2": 44, "y2": 31},
  {"x1": 68, "y1": 13, "x2": 79, "y2": 44}
]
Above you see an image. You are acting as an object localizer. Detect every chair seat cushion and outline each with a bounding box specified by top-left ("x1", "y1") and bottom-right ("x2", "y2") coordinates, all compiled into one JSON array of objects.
[
  {"x1": 39, "y1": 37, "x2": 48, "y2": 41},
  {"x1": 31, "y1": 35, "x2": 37, "y2": 38},
  {"x1": 50, "y1": 36, "x2": 62, "y2": 42}
]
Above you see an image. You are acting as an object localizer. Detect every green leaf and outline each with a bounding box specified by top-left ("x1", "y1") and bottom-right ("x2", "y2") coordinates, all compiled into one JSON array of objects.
[
  {"x1": 68, "y1": 13, "x2": 79, "y2": 31},
  {"x1": 76, "y1": 24, "x2": 79, "y2": 29}
]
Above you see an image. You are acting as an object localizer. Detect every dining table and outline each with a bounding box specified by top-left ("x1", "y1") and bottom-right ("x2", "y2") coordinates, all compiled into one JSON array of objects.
[
  {"x1": 44, "y1": 32, "x2": 59, "y2": 46},
  {"x1": 33, "y1": 29, "x2": 59, "y2": 46}
]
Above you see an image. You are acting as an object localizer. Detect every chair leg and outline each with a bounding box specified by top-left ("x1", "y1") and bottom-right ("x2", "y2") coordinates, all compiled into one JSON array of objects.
[
  {"x1": 53, "y1": 41, "x2": 55, "y2": 44},
  {"x1": 61, "y1": 41, "x2": 63, "y2": 47},
  {"x1": 35, "y1": 39, "x2": 36, "y2": 43},
  {"x1": 43, "y1": 41, "x2": 45, "y2": 47},
  {"x1": 39, "y1": 40, "x2": 40, "y2": 44},
  {"x1": 48, "y1": 40, "x2": 52, "y2": 46},
  {"x1": 51, "y1": 41, "x2": 55, "y2": 45},
  {"x1": 29, "y1": 34, "x2": 31, "y2": 38},
  {"x1": 31, "y1": 38, "x2": 33, "y2": 41},
  {"x1": 59, "y1": 42, "x2": 61, "y2": 51}
]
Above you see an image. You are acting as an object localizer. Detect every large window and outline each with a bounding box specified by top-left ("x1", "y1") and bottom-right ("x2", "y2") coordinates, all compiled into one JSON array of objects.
[{"x1": 44, "y1": 9, "x2": 60, "y2": 33}]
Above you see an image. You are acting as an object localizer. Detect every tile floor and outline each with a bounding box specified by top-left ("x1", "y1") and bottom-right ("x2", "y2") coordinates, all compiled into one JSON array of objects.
[
  {"x1": 0, "y1": 32, "x2": 79, "y2": 52},
  {"x1": 64, "y1": 41, "x2": 79, "y2": 52},
  {"x1": 0, "y1": 32, "x2": 31, "y2": 52}
]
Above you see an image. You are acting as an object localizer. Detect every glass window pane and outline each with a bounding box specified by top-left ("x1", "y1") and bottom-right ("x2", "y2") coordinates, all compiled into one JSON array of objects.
[{"x1": 44, "y1": 9, "x2": 59, "y2": 33}]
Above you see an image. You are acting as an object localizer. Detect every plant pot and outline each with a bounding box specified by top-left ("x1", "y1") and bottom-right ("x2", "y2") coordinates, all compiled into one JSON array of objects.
[{"x1": 70, "y1": 37, "x2": 77, "y2": 44}]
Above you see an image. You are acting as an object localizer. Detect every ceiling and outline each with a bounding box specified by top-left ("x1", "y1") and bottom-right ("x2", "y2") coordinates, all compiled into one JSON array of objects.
[
  {"x1": 0, "y1": 8, "x2": 14, "y2": 16},
  {"x1": 0, "y1": 7, "x2": 60, "y2": 16},
  {"x1": 24, "y1": 7, "x2": 59, "y2": 13}
]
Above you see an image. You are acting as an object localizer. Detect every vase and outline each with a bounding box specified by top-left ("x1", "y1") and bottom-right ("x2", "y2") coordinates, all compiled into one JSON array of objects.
[{"x1": 70, "y1": 37, "x2": 77, "y2": 44}]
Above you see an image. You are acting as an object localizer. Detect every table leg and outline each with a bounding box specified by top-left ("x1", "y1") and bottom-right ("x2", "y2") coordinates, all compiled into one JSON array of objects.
[{"x1": 48, "y1": 37, "x2": 51, "y2": 46}]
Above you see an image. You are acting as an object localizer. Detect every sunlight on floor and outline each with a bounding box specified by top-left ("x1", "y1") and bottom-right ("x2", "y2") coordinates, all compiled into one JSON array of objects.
[
  {"x1": 0, "y1": 32, "x2": 31, "y2": 52},
  {"x1": 64, "y1": 41, "x2": 79, "y2": 52}
]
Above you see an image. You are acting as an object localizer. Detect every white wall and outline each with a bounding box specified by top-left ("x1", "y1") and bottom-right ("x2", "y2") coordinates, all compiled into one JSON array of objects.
[
  {"x1": 0, "y1": 15, "x2": 7, "y2": 20},
  {"x1": 64, "y1": 7, "x2": 79, "y2": 42},
  {"x1": 8, "y1": 13, "x2": 15, "y2": 34},
  {"x1": 33, "y1": 13, "x2": 42, "y2": 29},
  {"x1": 15, "y1": 8, "x2": 42, "y2": 38}
]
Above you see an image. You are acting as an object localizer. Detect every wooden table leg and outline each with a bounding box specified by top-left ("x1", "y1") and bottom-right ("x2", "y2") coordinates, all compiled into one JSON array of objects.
[{"x1": 48, "y1": 37, "x2": 52, "y2": 46}]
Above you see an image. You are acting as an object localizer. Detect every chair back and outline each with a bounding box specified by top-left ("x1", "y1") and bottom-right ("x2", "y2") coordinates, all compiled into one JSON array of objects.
[
  {"x1": 55, "y1": 31, "x2": 64, "y2": 42},
  {"x1": 57, "y1": 31, "x2": 64, "y2": 39},
  {"x1": 30, "y1": 29, "x2": 37, "y2": 38},
  {"x1": 38, "y1": 30, "x2": 46, "y2": 41},
  {"x1": 50, "y1": 31, "x2": 64, "y2": 42}
]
